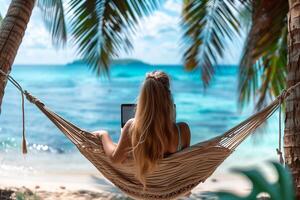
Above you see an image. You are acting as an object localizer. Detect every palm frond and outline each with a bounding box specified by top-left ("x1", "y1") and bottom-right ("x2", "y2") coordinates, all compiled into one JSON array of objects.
[
  {"x1": 68, "y1": 0, "x2": 162, "y2": 76},
  {"x1": 238, "y1": 2, "x2": 252, "y2": 31},
  {"x1": 255, "y1": 28, "x2": 287, "y2": 109},
  {"x1": 209, "y1": 161, "x2": 295, "y2": 200},
  {"x1": 181, "y1": 0, "x2": 242, "y2": 86},
  {"x1": 238, "y1": 0, "x2": 288, "y2": 109},
  {"x1": 37, "y1": 0, "x2": 67, "y2": 48}
]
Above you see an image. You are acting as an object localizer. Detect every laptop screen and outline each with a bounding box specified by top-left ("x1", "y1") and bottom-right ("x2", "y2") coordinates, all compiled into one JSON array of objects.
[
  {"x1": 121, "y1": 104, "x2": 136, "y2": 128},
  {"x1": 121, "y1": 104, "x2": 176, "y2": 128}
]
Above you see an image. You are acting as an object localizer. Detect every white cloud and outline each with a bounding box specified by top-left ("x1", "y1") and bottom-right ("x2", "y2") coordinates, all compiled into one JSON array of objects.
[
  {"x1": 120, "y1": 0, "x2": 183, "y2": 64},
  {"x1": 0, "y1": 0, "x2": 9, "y2": 15},
  {"x1": 14, "y1": 6, "x2": 75, "y2": 64},
  {"x1": 137, "y1": 10, "x2": 179, "y2": 39},
  {"x1": 124, "y1": 0, "x2": 243, "y2": 65},
  {"x1": 164, "y1": 0, "x2": 182, "y2": 14},
  {"x1": 1, "y1": 0, "x2": 242, "y2": 65},
  {"x1": 21, "y1": 12, "x2": 50, "y2": 49},
  {"x1": 0, "y1": 0, "x2": 184, "y2": 65}
]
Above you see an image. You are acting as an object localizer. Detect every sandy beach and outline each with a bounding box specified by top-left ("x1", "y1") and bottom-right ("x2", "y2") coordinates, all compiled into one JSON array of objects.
[
  {"x1": 0, "y1": 173, "x2": 251, "y2": 200},
  {"x1": 0, "y1": 152, "x2": 277, "y2": 200},
  {"x1": 0, "y1": 133, "x2": 279, "y2": 200}
]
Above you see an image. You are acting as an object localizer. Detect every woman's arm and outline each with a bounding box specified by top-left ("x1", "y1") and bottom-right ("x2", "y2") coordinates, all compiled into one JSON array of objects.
[
  {"x1": 179, "y1": 122, "x2": 191, "y2": 148},
  {"x1": 94, "y1": 119, "x2": 133, "y2": 164},
  {"x1": 94, "y1": 130, "x2": 117, "y2": 157},
  {"x1": 185, "y1": 123, "x2": 191, "y2": 147}
]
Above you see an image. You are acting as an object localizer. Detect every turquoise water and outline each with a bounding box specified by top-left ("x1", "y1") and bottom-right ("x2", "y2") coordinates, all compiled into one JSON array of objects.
[{"x1": 0, "y1": 64, "x2": 281, "y2": 167}]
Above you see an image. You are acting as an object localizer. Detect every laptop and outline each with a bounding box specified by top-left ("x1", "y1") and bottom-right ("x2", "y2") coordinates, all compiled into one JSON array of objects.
[
  {"x1": 121, "y1": 104, "x2": 136, "y2": 128},
  {"x1": 121, "y1": 104, "x2": 176, "y2": 128}
]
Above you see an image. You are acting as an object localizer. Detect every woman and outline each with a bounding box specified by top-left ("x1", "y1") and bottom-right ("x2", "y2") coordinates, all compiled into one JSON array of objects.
[{"x1": 94, "y1": 71, "x2": 191, "y2": 186}]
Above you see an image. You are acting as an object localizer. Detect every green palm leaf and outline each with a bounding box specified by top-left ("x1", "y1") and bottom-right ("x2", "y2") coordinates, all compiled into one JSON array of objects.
[
  {"x1": 272, "y1": 162, "x2": 295, "y2": 200},
  {"x1": 181, "y1": 0, "x2": 242, "y2": 86},
  {"x1": 238, "y1": 0, "x2": 288, "y2": 109},
  {"x1": 255, "y1": 28, "x2": 287, "y2": 110},
  {"x1": 209, "y1": 161, "x2": 295, "y2": 200},
  {"x1": 68, "y1": 0, "x2": 162, "y2": 76},
  {"x1": 37, "y1": 0, "x2": 67, "y2": 48}
]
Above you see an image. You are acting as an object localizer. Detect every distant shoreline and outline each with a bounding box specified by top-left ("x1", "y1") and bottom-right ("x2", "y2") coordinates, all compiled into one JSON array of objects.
[
  {"x1": 67, "y1": 58, "x2": 151, "y2": 66},
  {"x1": 13, "y1": 63, "x2": 238, "y2": 68}
]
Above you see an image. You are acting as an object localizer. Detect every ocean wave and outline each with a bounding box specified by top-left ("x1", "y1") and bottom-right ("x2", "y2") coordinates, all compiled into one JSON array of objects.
[{"x1": 0, "y1": 139, "x2": 66, "y2": 154}]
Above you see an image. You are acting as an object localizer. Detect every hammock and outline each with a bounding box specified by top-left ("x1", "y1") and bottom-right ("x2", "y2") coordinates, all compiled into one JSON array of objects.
[{"x1": 1, "y1": 70, "x2": 299, "y2": 200}]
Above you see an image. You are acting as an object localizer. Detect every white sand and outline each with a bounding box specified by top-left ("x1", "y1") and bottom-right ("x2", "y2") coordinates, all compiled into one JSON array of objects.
[
  {"x1": 0, "y1": 172, "x2": 250, "y2": 199},
  {"x1": 0, "y1": 147, "x2": 279, "y2": 199}
]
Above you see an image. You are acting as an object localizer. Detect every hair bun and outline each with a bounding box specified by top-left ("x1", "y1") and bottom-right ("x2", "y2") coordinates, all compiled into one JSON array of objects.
[
  {"x1": 146, "y1": 72, "x2": 157, "y2": 80},
  {"x1": 146, "y1": 74, "x2": 157, "y2": 80},
  {"x1": 145, "y1": 71, "x2": 170, "y2": 90}
]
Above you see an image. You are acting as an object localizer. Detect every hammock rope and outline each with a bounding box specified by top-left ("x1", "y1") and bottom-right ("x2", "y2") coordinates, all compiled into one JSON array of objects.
[
  {"x1": 277, "y1": 96, "x2": 284, "y2": 164},
  {"x1": 1, "y1": 69, "x2": 300, "y2": 199},
  {"x1": 0, "y1": 69, "x2": 27, "y2": 153}
]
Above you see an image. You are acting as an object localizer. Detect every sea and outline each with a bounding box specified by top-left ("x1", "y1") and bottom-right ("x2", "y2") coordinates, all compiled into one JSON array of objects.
[{"x1": 0, "y1": 63, "x2": 281, "y2": 187}]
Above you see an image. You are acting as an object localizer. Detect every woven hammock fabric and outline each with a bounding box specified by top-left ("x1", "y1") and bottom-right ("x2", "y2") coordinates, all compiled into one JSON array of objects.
[{"x1": 22, "y1": 91, "x2": 284, "y2": 200}]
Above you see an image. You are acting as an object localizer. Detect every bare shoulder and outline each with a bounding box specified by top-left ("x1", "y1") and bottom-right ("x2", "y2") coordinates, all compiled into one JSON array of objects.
[
  {"x1": 177, "y1": 122, "x2": 190, "y2": 133},
  {"x1": 123, "y1": 118, "x2": 134, "y2": 131},
  {"x1": 121, "y1": 118, "x2": 134, "y2": 141},
  {"x1": 177, "y1": 122, "x2": 191, "y2": 147}
]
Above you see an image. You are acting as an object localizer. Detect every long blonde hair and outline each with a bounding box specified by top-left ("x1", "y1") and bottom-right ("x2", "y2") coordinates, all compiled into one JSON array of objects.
[{"x1": 130, "y1": 71, "x2": 175, "y2": 186}]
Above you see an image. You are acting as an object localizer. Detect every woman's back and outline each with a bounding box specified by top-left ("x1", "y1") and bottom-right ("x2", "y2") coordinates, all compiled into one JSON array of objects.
[
  {"x1": 96, "y1": 71, "x2": 191, "y2": 186},
  {"x1": 164, "y1": 122, "x2": 190, "y2": 155},
  {"x1": 122, "y1": 120, "x2": 190, "y2": 156}
]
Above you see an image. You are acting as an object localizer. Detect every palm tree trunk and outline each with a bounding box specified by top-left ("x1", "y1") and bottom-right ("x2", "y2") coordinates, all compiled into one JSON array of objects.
[
  {"x1": 0, "y1": 0, "x2": 35, "y2": 112},
  {"x1": 285, "y1": 0, "x2": 300, "y2": 198}
]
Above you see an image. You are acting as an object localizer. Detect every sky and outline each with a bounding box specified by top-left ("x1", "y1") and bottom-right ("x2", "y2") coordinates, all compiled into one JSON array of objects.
[{"x1": 0, "y1": 0, "x2": 243, "y2": 65}]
